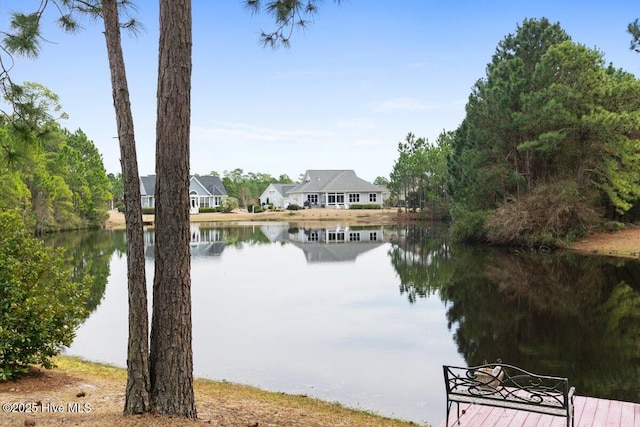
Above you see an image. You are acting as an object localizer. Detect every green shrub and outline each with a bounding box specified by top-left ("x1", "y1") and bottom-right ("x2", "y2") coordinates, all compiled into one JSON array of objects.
[
  {"x1": 221, "y1": 197, "x2": 239, "y2": 213},
  {"x1": 287, "y1": 204, "x2": 300, "y2": 211},
  {"x1": 449, "y1": 207, "x2": 488, "y2": 242},
  {"x1": 253, "y1": 205, "x2": 264, "y2": 213},
  {"x1": 142, "y1": 207, "x2": 155, "y2": 215},
  {"x1": 199, "y1": 207, "x2": 218, "y2": 213},
  {"x1": 348, "y1": 204, "x2": 382, "y2": 210},
  {"x1": 0, "y1": 211, "x2": 90, "y2": 380}
]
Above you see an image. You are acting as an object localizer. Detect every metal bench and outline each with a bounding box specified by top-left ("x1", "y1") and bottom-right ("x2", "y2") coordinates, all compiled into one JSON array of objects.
[{"x1": 443, "y1": 363, "x2": 575, "y2": 426}]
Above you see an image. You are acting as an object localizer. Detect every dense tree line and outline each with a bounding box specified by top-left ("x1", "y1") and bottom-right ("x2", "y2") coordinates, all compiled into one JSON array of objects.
[
  {"x1": 389, "y1": 132, "x2": 451, "y2": 219},
  {"x1": 389, "y1": 18, "x2": 640, "y2": 246},
  {"x1": 449, "y1": 18, "x2": 640, "y2": 246},
  {"x1": 0, "y1": 84, "x2": 112, "y2": 233}
]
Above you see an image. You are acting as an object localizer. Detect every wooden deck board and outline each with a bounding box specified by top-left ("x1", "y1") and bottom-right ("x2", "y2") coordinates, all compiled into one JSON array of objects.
[
  {"x1": 437, "y1": 396, "x2": 640, "y2": 427},
  {"x1": 593, "y1": 397, "x2": 611, "y2": 425},
  {"x1": 605, "y1": 399, "x2": 624, "y2": 427},
  {"x1": 495, "y1": 408, "x2": 529, "y2": 427},
  {"x1": 620, "y1": 400, "x2": 636, "y2": 426}
]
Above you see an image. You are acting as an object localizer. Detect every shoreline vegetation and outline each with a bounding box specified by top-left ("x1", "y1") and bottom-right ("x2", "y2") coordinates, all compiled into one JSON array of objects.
[{"x1": 105, "y1": 209, "x2": 640, "y2": 259}]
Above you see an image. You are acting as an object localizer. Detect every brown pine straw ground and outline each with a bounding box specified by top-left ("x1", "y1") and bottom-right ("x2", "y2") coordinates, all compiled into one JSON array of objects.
[
  {"x1": 564, "y1": 224, "x2": 640, "y2": 259},
  {"x1": 1, "y1": 211, "x2": 637, "y2": 427},
  {"x1": 0, "y1": 358, "x2": 420, "y2": 427}
]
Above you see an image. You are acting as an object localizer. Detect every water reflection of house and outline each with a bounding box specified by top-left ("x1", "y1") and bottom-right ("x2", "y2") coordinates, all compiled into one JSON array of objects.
[
  {"x1": 259, "y1": 223, "x2": 388, "y2": 263},
  {"x1": 257, "y1": 223, "x2": 290, "y2": 242},
  {"x1": 143, "y1": 224, "x2": 226, "y2": 258},
  {"x1": 293, "y1": 240, "x2": 383, "y2": 263},
  {"x1": 292, "y1": 227, "x2": 386, "y2": 263},
  {"x1": 288, "y1": 227, "x2": 383, "y2": 244}
]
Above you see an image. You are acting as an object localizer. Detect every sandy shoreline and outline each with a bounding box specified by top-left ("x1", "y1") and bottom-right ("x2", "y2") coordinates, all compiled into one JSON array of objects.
[
  {"x1": 104, "y1": 208, "x2": 403, "y2": 229},
  {"x1": 104, "y1": 209, "x2": 640, "y2": 259}
]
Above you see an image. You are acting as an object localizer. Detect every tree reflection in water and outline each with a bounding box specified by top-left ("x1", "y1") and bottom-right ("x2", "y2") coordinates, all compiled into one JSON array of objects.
[
  {"x1": 42, "y1": 229, "x2": 119, "y2": 315},
  {"x1": 388, "y1": 224, "x2": 640, "y2": 403}
]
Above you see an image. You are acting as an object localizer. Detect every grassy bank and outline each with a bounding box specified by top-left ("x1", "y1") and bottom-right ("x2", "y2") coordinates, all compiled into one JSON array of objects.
[{"x1": 0, "y1": 356, "x2": 426, "y2": 427}]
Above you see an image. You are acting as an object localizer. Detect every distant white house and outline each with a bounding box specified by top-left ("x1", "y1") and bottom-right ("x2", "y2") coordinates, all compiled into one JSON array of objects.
[
  {"x1": 259, "y1": 183, "x2": 298, "y2": 208},
  {"x1": 261, "y1": 170, "x2": 384, "y2": 209},
  {"x1": 140, "y1": 175, "x2": 227, "y2": 214}
]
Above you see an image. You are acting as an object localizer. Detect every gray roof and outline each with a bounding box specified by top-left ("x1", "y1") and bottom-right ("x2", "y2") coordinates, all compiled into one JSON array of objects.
[
  {"x1": 195, "y1": 175, "x2": 227, "y2": 196},
  {"x1": 140, "y1": 175, "x2": 156, "y2": 196},
  {"x1": 288, "y1": 170, "x2": 380, "y2": 194},
  {"x1": 273, "y1": 184, "x2": 297, "y2": 195},
  {"x1": 140, "y1": 175, "x2": 227, "y2": 196}
]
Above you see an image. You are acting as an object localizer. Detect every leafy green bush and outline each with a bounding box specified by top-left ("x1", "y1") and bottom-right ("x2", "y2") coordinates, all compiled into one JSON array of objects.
[
  {"x1": 221, "y1": 196, "x2": 239, "y2": 213},
  {"x1": 449, "y1": 207, "x2": 488, "y2": 242},
  {"x1": 0, "y1": 211, "x2": 90, "y2": 380},
  {"x1": 287, "y1": 204, "x2": 300, "y2": 211}
]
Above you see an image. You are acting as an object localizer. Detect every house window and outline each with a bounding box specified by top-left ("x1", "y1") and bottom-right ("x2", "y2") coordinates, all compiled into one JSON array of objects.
[
  {"x1": 307, "y1": 194, "x2": 318, "y2": 204},
  {"x1": 349, "y1": 232, "x2": 360, "y2": 241},
  {"x1": 370, "y1": 232, "x2": 377, "y2": 241},
  {"x1": 328, "y1": 193, "x2": 344, "y2": 204},
  {"x1": 369, "y1": 193, "x2": 377, "y2": 203},
  {"x1": 328, "y1": 231, "x2": 345, "y2": 242},
  {"x1": 349, "y1": 194, "x2": 360, "y2": 203},
  {"x1": 308, "y1": 231, "x2": 318, "y2": 242},
  {"x1": 200, "y1": 196, "x2": 211, "y2": 208}
]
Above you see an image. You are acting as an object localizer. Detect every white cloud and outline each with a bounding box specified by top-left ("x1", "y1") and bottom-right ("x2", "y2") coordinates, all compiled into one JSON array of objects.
[
  {"x1": 192, "y1": 122, "x2": 332, "y2": 144},
  {"x1": 407, "y1": 61, "x2": 437, "y2": 69},
  {"x1": 353, "y1": 138, "x2": 380, "y2": 147},
  {"x1": 372, "y1": 97, "x2": 429, "y2": 112},
  {"x1": 372, "y1": 97, "x2": 467, "y2": 113},
  {"x1": 335, "y1": 118, "x2": 375, "y2": 130}
]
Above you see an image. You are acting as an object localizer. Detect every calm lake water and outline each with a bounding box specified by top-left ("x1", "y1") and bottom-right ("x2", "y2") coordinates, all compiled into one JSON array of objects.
[{"x1": 45, "y1": 222, "x2": 640, "y2": 426}]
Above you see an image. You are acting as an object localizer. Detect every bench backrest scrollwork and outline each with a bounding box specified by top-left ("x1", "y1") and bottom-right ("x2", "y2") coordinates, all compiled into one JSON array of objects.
[{"x1": 443, "y1": 363, "x2": 575, "y2": 427}]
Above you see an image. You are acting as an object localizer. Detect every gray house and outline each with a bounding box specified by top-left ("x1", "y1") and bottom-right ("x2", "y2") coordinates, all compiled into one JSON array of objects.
[
  {"x1": 140, "y1": 174, "x2": 227, "y2": 214},
  {"x1": 285, "y1": 170, "x2": 384, "y2": 209}
]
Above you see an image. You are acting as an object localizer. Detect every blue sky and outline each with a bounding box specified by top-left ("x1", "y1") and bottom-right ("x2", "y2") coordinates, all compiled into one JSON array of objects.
[{"x1": 2, "y1": 1, "x2": 639, "y2": 182}]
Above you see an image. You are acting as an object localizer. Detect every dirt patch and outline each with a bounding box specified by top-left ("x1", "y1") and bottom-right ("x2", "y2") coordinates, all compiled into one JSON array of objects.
[{"x1": 566, "y1": 226, "x2": 640, "y2": 259}]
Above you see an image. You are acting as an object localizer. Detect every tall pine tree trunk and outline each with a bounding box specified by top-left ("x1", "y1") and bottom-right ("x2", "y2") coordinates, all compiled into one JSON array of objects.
[
  {"x1": 149, "y1": 0, "x2": 196, "y2": 418},
  {"x1": 101, "y1": 0, "x2": 151, "y2": 414}
]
